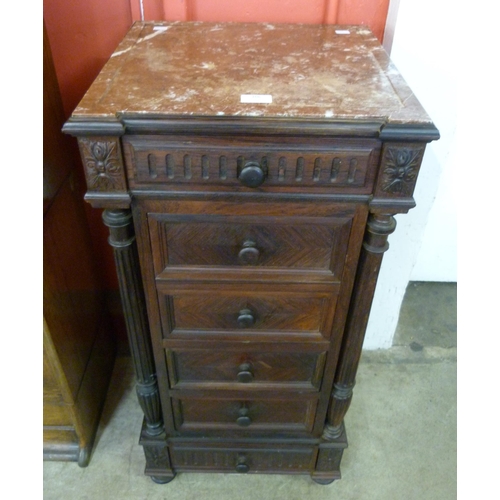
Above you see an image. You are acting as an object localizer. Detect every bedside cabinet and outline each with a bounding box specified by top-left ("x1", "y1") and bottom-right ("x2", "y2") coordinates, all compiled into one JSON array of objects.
[{"x1": 63, "y1": 21, "x2": 438, "y2": 484}]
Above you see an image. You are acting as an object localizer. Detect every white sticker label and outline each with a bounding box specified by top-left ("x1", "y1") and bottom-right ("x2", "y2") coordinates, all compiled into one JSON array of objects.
[
  {"x1": 335, "y1": 30, "x2": 351, "y2": 35},
  {"x1": 240, "y1": 94, "x2": 273, "y2": 104}
]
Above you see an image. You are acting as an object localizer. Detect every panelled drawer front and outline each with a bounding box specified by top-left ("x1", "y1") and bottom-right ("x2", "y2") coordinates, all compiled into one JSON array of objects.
[
  {"x1": 172, "y1": 396, "x2": 317, "y2": 432},
  {"x1": 170, "y1": 444, "x2": 315, "y2": 473},
  {"x1": 124, "y1": 135, "x2": 379, "y2": 193},
  {"x1": 148, "y1": 213, "x2": 352, "y2": 280},
  {"x1": 157, "y1": 284, "x2": 338, "y2": 339},
  {"x1": 165, "y1": 345, "x2": 327, "y2": 390}
]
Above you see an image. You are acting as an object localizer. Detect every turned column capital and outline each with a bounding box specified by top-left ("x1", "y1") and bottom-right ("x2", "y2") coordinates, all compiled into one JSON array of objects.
[
  {"x1": 363, "y1": 213, "x2": 397, "y2": 254},
  {"x1": 102, "y1": 209, "x2": 136, "y2": 248}
]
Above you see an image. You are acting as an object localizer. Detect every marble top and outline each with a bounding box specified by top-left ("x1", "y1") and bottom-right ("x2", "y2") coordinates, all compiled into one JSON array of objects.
[{"x1": 72, "y1": 21, "x2": 433, "y2": 125}]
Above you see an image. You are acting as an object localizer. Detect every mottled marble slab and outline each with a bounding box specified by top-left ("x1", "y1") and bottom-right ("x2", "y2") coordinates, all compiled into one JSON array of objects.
[{"x1": 73, "y1": 22, "x2": 432, "y2": 124}]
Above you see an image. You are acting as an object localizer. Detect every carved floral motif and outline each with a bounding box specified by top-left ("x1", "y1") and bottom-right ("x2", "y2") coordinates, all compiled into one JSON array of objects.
[
  {"x1": 316, "y1": 447, "x2": 343, "y2": 471},
  {"x1": 80, "y1": 139, "x2": 126, "y2": 191},
  {"x1": 144, "y1": 445, "x2": 171, "y2": 469},
  {"x1": 381, "y1": 147, "x2": 423, "y2": 195}
]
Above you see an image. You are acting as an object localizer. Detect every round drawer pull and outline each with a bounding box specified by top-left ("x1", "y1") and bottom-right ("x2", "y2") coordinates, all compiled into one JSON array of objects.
[
  {"x1": 237, "y1": 309, "x2": 255, "y2": 328},
  {"x1": 236, "y1": 405, "x2": 252, "y2": 427},
  {"x1": 235, "y1": 455, "x2": 250, "y2": 473},
  {"x1": 238, "y1": 240, "x2": 260, "y2": 265},
  {"x1": 237, "y1": 362, "x2": 254, "y2": 383},
  {"x1": 239, "y1": 161, "x2": 265, "y2": 188}
]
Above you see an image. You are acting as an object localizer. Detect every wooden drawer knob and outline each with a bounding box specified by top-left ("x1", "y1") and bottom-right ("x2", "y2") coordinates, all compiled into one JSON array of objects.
[
  {"x1": 236, "y1": 405, "x2": 252, "y2": 426},
  {"x1": 237, "y1": 362, "x2": 254, "y2": 383},
  {"x1": 239, "y1": 161, "x2": 265, "y2": 188},
  {"x1": 237, "y1": 309, "x2": 255, "y2": 328},
  {"x1": 238, "y1": 240, "x2": 260, "y2": 265},
  {"x1": 235, "y1": 454, "x2": 250, "y2": 473}
]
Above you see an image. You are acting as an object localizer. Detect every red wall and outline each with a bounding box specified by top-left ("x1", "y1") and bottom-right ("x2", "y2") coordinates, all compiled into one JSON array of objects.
[
  {"x1": 44, "y1": 0, "x2": 133, "y2": 291},
  {"x1": 44, "y1": 0, "x2": 133, "y2": 117},
  {"x1": 44, "y1": 0, "x2": 390, "y2": 293},
  {"x1": 154, "y1": 0, "x2": 390, "y2": 41}
]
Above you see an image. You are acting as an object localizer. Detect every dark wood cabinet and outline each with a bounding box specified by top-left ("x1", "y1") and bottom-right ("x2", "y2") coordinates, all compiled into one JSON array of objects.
[{"x1": 63, "y1": 21, "x2": 438, "y2": 483}]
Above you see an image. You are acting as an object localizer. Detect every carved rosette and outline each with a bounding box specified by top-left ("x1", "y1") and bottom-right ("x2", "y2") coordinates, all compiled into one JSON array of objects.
[
  {"x1": 315, "y1": 447, "x2": 344, "y2": 472},
  {"x1": 143, "y1": 445, "x2": 172, "y2": 470},
  {"x1": 376, "y1": 144, "x2": 424, "y2": 198},
  {"x1": 78, "y1": 137, "x2": 127, "y2": 192},
  {"x1": 142, "y1": 443, "x2": 176, "y2": 483}
]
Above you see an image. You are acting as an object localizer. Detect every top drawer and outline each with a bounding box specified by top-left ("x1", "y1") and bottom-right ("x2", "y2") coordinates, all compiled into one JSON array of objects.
[
  {"x1": 123, "y1": 135, "x2": 380, "y2": 193},
  {"x1": 142, "y1": 199, "x2": 362, "y2": 283}
]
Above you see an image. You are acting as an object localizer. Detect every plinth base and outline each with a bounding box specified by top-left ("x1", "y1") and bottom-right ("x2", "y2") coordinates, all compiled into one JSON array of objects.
[{"x1": 139, "y1": 420, "x2": 348, "y2": 485}]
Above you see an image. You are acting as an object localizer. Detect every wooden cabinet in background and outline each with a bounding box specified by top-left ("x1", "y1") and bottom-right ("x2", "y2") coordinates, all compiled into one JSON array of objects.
[
  {"x1": 43, "y1": 22, "x2": 116, "y2": 466},
  {"x1": 63, "y1": 22, "x2": 438, "y2": 481}
]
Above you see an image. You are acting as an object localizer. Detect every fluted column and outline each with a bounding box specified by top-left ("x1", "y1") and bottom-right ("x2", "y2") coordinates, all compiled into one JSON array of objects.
[
  {"x1": 324, "y1": 213, "x2": 397, "y2": 439},
  {"x1": 102, "y1": 209, "x2": 163, "y2": 437}
]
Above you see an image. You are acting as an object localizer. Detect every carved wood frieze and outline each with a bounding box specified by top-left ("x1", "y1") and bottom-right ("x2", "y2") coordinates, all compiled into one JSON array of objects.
[
  {"x1": 78, "y1": 137, "x2": 127, "y2": 192},
  {"x1": 122, "y1": 137, "x2": 377, "y2": 189},
  {"x1": 169, "y1": 448, "x2": 313, "y2": 470}
]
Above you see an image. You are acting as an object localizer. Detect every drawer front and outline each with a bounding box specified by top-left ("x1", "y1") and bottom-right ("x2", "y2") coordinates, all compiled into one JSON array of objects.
[
  {"x1": 166, "y1": 345, "x2": 327, "y2": 390},
  {"x1": 157, "y1": 284, "x2": 338, "y2": 339},
  {"x1": 124, "y1": 135, "x2": 379, "y2": 193},
  {"x1": 169, "y1": 444, "x2": 315, "y2": 473},
  {"x1": 172, "y1": 396, "x2": 317, "y2": 432},
  {"x1": 148, "y1": 213, "x2": 352, "y2": 280}
]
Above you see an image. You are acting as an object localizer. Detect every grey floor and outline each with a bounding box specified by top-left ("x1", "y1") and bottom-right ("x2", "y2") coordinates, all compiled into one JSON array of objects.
[{"x1": 43, "y1": 282, "x2": 457, "y2": 500}]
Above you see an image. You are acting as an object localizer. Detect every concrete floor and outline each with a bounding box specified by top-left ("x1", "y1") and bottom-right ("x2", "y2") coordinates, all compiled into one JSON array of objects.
[{"x1": 43, "y1": 282, "x2": 457, "y2": 499}]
